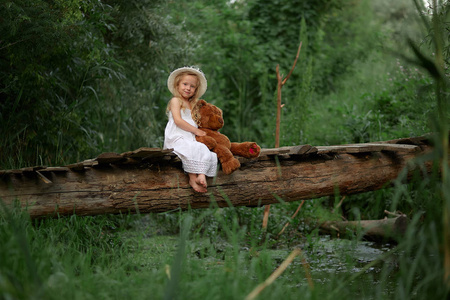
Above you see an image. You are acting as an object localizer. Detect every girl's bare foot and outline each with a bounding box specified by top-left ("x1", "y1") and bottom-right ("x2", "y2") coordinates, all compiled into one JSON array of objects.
[
  {"x1": 189, "y1": 173, "x2": 207, "y2": 193},
  {"x1": 196, "y1": 174, "x2": 207, "y2": 189}
]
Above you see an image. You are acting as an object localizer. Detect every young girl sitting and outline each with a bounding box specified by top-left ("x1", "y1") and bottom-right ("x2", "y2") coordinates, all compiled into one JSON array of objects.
[{"x1": 163, "y1": 66, "x2": 218, "y2": 193}]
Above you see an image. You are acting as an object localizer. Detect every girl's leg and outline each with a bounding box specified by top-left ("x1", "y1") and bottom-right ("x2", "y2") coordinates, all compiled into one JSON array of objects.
[{"x1": 188, "y1": 173, "x2": 207, "y2": 193}]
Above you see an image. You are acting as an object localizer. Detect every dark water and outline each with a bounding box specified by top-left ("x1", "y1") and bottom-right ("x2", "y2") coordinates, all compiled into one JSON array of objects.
[{"x1": 267, "y1": 235, "x2": 399, "y2": 298}]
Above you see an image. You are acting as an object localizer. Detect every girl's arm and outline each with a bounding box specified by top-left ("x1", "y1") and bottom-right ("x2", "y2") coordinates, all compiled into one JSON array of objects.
[{"x1": 169, "y1": 98, "x2": 206, "y2": 136}]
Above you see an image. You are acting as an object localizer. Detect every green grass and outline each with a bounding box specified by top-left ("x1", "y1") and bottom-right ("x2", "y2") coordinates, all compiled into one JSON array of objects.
[{"x1": 1, "y1": 180, "x2": 448, "y2": 300}]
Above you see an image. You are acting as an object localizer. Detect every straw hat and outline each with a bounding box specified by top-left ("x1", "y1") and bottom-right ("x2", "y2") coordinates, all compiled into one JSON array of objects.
[{"x1": 167, "y1": 66, "x2": 207, "y2": 98}]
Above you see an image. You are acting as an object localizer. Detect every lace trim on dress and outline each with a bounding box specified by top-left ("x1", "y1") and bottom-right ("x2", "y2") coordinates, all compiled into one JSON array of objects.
[{"x1": 183, "y1": 159, "x2": 217, "y2": 177}]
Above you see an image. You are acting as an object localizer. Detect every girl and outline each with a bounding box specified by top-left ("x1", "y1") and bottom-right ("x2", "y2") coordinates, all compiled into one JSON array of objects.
[{"x1": 163, "y1": 66, "x2": 218, "y2": 193}]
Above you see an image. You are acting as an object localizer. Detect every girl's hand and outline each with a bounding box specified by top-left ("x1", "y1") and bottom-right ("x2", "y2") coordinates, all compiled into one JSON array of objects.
[{"x1": 195, "y1": 129, "x2": 207, "y2": 137}]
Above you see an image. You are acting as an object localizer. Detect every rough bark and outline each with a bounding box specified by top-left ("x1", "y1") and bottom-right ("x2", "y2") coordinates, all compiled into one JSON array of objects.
[{"x1": 0, "y1": 135, "x2": 443, "y2": 218}]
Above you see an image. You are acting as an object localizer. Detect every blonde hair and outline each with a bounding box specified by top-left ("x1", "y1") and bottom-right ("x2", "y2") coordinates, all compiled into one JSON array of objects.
[{"x1": 166, "y1": 71, "x2": 202, "y2": 125}]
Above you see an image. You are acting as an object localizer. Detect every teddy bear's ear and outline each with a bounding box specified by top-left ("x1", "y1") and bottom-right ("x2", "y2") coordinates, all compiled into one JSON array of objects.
[{"x1": 198, "y1": 99, "x2": 207, "y2": 107}]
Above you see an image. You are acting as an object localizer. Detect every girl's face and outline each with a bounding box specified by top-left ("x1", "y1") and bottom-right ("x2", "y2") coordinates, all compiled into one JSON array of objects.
[{"x1": 177, "y1": 75, "x2": 198, "y2": 100}]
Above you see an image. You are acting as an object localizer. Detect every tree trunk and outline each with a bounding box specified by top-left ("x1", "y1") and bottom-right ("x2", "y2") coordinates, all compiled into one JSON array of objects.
[{"x1": 0, "y1": 135, "x2": 443, "y2": 218}]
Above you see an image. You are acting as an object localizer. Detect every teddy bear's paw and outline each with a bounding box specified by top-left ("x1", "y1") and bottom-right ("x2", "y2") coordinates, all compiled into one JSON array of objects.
[
  {"x1": 222, "y1": 158, "x2": 241, "y2": 175},
  {"x1": 237, "y1": 142, "x2": 260, "y2": 158},
  {"x1": 247, "y1": 143, "x2": 261, "y2": 158}
]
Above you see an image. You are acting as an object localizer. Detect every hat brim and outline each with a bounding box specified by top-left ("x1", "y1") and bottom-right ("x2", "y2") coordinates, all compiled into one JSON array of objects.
[{"x1": 167, "y1": 66, "x2": 207, "y2": 98}]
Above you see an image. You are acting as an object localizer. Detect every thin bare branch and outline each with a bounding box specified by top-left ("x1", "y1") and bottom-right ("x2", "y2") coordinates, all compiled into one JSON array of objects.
[
  {"x1": 245, "y1": 248, "x2": 312, "y2": 300},
  {"x1": 271, "y1": 42, "x2": 303, "y2": 230},
  {"x1": 277, "y1": 200, "x2": 305, "y2": 238},
  {"x1": 282, "y1": 42, "x2": 302, "y2": 86},
  {"x1": 262, "y1": 205, "x2": 271, "y2": 230}
]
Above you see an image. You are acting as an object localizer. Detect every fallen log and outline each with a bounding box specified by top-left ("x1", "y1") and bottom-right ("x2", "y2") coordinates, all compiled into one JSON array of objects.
[
  {"x1": 0, "y1": 135, "x2": 444, "y2": 218},
  {"x1": 318, "y1": 215, "x2": 409, "y2": 241}
]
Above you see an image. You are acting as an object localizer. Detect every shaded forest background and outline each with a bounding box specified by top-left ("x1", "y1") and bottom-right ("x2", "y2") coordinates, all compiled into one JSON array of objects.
[{"x1": 0, "y1": 0, "x2": 444, "y2": 168}]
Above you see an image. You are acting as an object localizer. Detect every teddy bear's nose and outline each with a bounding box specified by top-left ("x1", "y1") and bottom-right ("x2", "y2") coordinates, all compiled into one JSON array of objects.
[{"x1": 219, "y1": 117, "x2": 224, "y2": 125}]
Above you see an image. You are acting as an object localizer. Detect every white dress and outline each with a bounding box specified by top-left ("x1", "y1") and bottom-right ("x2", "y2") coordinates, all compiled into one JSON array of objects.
[{"x1": 164, "y1": 108, "x2": 218, "y2": 177}]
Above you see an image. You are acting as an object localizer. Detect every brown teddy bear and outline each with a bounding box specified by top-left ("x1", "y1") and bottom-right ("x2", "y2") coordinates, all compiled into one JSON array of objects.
[{"x1": 195, "y1": 99, "x2": 261, "y2": 174}]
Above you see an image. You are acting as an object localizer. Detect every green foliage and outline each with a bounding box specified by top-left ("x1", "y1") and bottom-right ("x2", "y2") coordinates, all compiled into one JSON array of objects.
[
  {"x1": 0, "y1": 0, "x2": 191, "y2": 168},
  {"x1": 0, "y1": 0, "x2": 440, "y2": 164},
  {"x1": 1, "y1": 0, "x2": 435, "y2": 162},
  {"x1": 0, "y1": 203, "x2": 127, "y2": 299},
  {"x1": 0, "y1": 0, "x2": 121, "y2": 167},
  {"x1": 164, "y1": 0, "x2": 268, "y2": 143},
  {"x1": 248, "y1": 0, "x2": 379, "y2": 93},
  {"x1": 329, "y1": 59, "x2": 435, "y2": 144},
  {"x1": 84, "y1": 0, "x2": 191, "y2": 153},
  {"x1": 1, "y1": 186, "x2": 448, "y2": 300}
]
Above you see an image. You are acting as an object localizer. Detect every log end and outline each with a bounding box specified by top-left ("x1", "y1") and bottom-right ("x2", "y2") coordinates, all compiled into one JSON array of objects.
[{"x1": 393, "y1": 215, "x2": 409, "y2": 235}]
